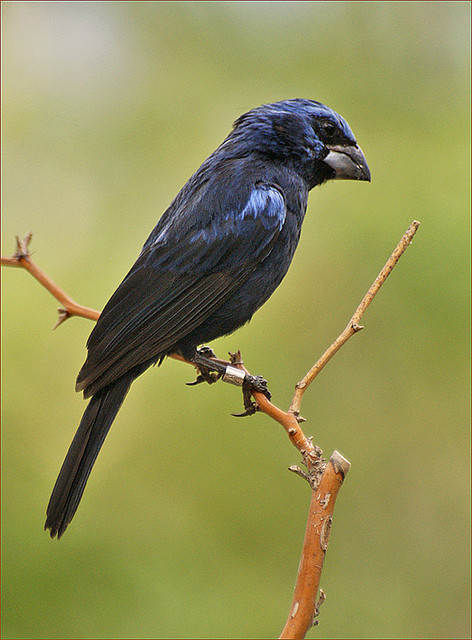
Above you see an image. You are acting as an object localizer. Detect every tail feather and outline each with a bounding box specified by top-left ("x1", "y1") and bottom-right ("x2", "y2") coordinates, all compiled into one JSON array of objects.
[{"x1": 45, "y1": 374, "x2": 134, "y2": 538}]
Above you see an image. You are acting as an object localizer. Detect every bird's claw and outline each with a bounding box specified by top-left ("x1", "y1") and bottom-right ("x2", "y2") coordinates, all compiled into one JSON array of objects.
[
  {"x1": 186, "y1": 369, "x2": 221, "y2": 386},
  {"x1": 231, "y1": 373, "x2": 271, "y2": 417},
  {"x1": 185, "y1": 374, "x2": 205, "y2": 386},
  {"x1": 197, "y1": 345, "x2": 217, "y2": 359},
  {"x1": 231, "y1": 405, "x2": 257, "y2": 417},
  {"x1": 245, "y1": 374, "x2": 271, "y2": 401}
]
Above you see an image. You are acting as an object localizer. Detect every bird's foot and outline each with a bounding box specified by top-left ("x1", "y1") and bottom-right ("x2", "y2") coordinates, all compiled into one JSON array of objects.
[
  {"x1": 186, "y1": 345, "x2": 227, "y2": 386},
  {"x1": 186, "y1": 346, "x2": 271, "y2": 417},
  {"x1": 231, "y1": 374, "x2": 271, "y2": 417},
  {"x1": 185, "y1": 370, "x2": 220, "y2": 386},
  {"x1": 226, "y1": 351, "x2": 271, "y2": 417},
  {"x1": 196, "y1": 345, "x2": 217, "y2": 359}
]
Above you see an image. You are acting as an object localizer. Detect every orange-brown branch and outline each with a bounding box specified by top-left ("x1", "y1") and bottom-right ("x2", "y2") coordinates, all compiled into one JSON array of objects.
[
  {"x1": 2, "y1": 222, "x2": 420, "y2": 638},
  {"x1": 279, "y1": 451, "x2": 350, "y2": 639},
  {"x1": 1, "y1": 233, "x2": 99, "y2": 328}
]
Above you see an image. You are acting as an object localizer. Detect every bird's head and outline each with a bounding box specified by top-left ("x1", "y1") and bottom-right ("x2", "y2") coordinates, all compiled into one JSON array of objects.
[{"x1": 231, "y1": 99, "x2": 371, "y2": 188}]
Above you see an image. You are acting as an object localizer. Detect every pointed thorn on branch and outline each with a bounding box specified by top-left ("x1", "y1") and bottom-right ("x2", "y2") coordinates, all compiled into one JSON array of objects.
[
  {"x1": 53, "y1": 308, "x2": 71, "y2": 330},
  {"x1": 288, "y1": 465, "x2": 310, "y2": 484}
]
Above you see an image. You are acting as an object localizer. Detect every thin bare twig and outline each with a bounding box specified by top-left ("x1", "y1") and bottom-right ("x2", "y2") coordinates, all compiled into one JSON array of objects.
[
  {"x1": 289, "y1": 220, "x2": 420, "y2": 417},
  {"x1": 1, "y1": 233, "x2": 99, "y2": 328}
]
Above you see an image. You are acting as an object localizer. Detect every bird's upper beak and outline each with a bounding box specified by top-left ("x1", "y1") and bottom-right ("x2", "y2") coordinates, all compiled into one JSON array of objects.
[{"x1": 324, "y1": 144, "x2": 371, "y2": 181}]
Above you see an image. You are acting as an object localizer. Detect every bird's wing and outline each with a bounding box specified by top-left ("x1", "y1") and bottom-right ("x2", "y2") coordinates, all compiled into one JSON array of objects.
[{"x1": 76, "y1": 182, "x2": 286, "y2": 397}]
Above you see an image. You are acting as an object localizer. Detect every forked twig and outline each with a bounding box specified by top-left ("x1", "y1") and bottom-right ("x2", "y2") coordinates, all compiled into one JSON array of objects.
[{"x1": 2, "y1": 221, "x2": 420, "y2": 638}]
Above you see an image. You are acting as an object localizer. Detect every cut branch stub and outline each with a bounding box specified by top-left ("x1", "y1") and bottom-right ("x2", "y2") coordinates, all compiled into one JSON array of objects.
[{"x1": 279, "y1": 450, "x2": 350, "y2": 640}]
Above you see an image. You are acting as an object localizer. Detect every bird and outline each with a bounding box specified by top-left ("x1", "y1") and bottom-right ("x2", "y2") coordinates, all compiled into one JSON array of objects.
[{"x1": 45, "y1": 99, "x2": 370, "y2": 538}]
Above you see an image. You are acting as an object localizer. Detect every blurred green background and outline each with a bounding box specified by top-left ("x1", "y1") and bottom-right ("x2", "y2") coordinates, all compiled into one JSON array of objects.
[{"x1": 2, "y1": 2, "x2": 470, "y2": 638}]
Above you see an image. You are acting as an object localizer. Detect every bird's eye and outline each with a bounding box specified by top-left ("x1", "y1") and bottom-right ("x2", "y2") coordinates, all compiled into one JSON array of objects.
[{"x1": 321, "y1": 121, "x2": 337, "y2": 138}]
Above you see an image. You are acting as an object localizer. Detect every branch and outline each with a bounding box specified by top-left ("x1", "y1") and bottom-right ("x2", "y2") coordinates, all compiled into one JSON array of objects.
[
  {"x1": 231, "y1": 221, "x2": 420, "y2": 478},
  {"x1": 2, "y1": 222, "x2": 420, "y2": 637},
  {"x1": 1, "y1": 233, "x2": 99, "y2": 328},
  {"x1": 279, "y1": 451, "x2": 350, "y2": 639},
  {"x1": 2, "y1": 234, "x2": 321, "y2": 471},
  {"x1": 289, "y1": 220, "x2": 420, "y2": 417}
]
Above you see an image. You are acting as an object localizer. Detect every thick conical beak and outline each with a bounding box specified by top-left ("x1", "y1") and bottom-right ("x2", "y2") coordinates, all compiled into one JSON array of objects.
[{"x1": 324, "y1": 144, "x2": 371, "y2": 181}]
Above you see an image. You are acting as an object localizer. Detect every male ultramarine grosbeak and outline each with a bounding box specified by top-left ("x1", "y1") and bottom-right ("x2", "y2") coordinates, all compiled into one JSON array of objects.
[{"x1": 45, "y1": 99, "x2": 370, "y2": 538}]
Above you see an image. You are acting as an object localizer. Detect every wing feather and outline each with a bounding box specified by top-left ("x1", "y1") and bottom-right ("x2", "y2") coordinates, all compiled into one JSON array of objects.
[{"x1": 77, "y1": 182, "x2": 286, "y2": 396}]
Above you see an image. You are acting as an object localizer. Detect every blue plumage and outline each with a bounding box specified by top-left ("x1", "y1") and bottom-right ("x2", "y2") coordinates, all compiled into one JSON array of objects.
[{"x1": 45, "y1": 99, "x2": 370, "y2": 538}]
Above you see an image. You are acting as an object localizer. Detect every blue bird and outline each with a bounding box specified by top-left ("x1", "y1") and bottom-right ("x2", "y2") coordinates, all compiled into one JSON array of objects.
[{"x1": 45, "y1": 99, "x2": 370, "y2": 538}]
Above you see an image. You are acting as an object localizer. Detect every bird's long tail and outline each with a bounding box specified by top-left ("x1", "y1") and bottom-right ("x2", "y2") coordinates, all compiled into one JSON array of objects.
[{"x1": 45, "y1": 373, "x2": 135, "y2": 538}]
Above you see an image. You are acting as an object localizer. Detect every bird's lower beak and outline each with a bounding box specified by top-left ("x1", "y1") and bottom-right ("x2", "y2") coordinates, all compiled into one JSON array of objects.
[{"x1": 324, "y1": 144, "x2": 371, "y2": 181}]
